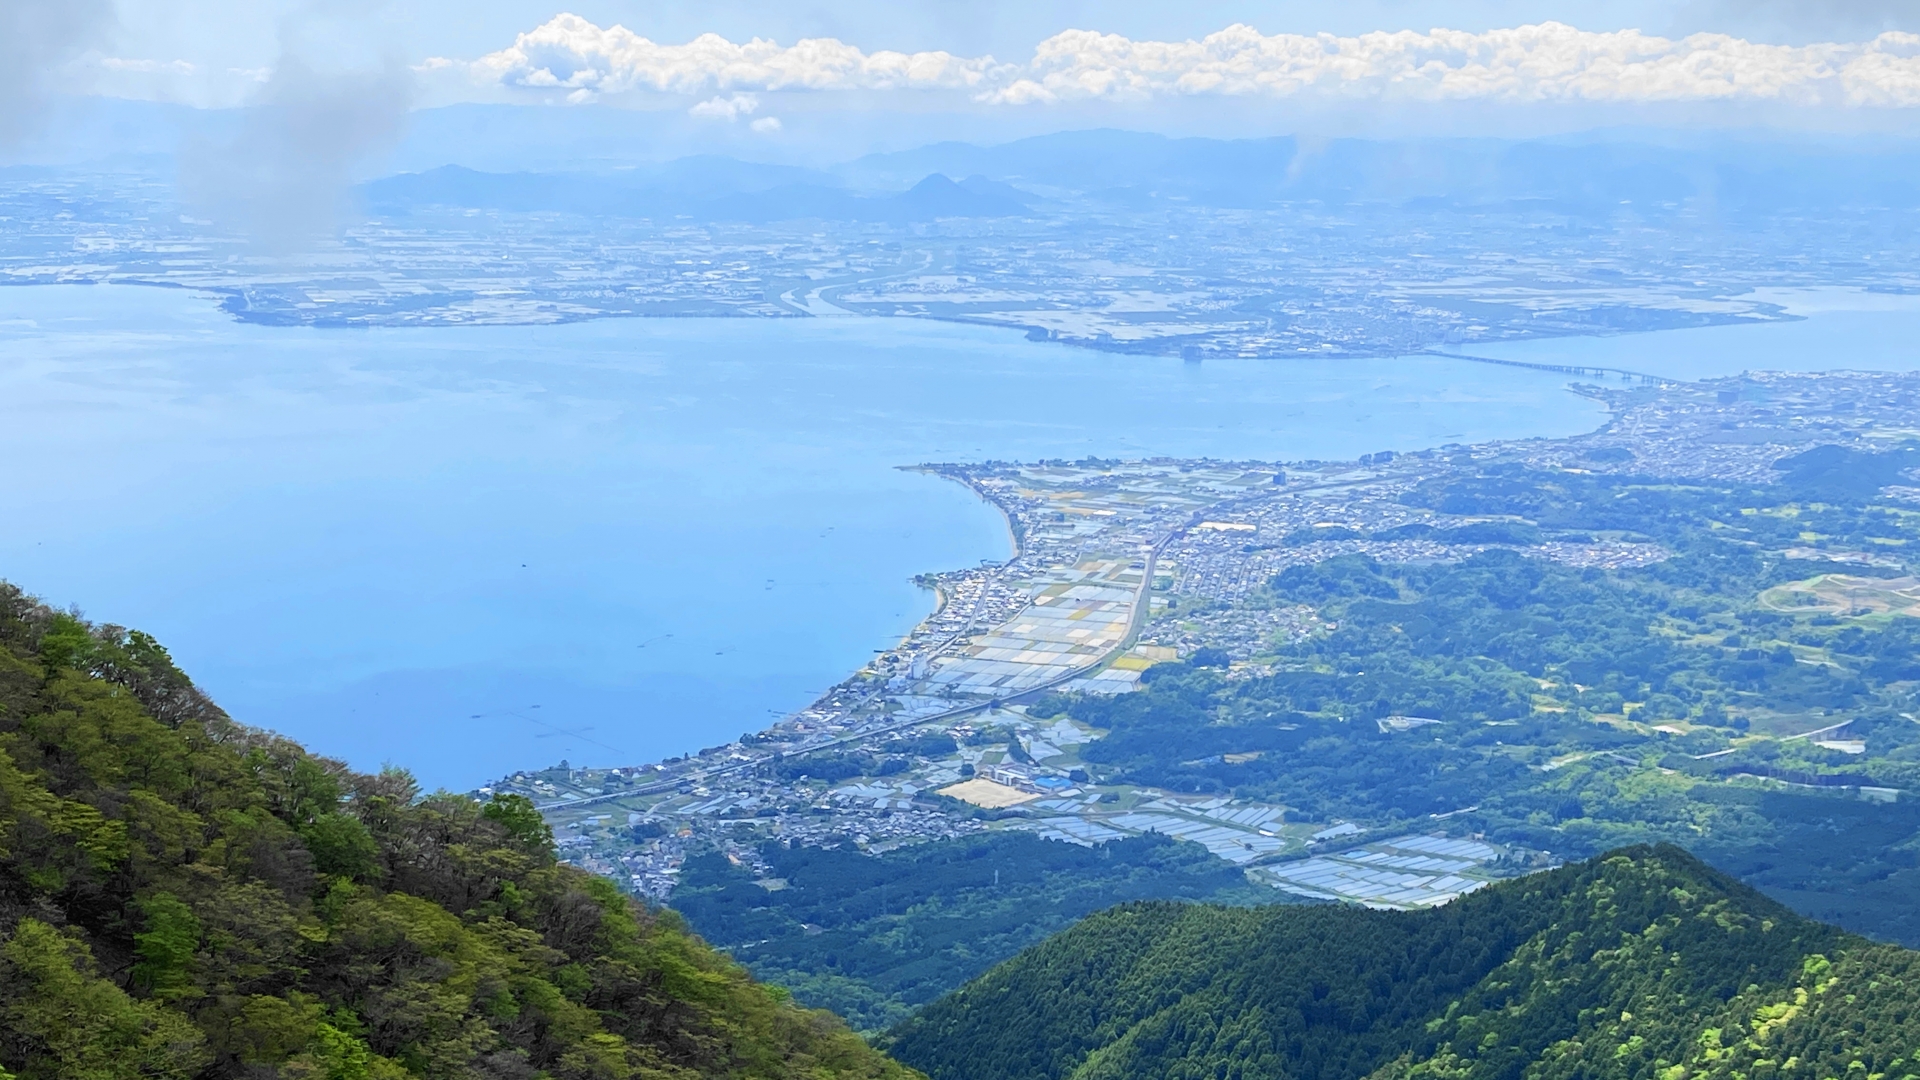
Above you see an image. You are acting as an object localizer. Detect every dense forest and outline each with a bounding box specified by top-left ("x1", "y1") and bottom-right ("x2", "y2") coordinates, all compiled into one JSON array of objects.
[
  {"x1": 671, "y1": 831, "x2": 1264, "y2": 1032},
  {"x1": 0, "y1": 583, "x2": 915, "y2": 1080},
  {"x1": 886, "y1": 845, "x2": 1920, "y2": 1080}
]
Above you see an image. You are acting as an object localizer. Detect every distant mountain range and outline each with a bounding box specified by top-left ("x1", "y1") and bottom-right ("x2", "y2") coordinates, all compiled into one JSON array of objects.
[
  {"x1": 885, "y1": 845, "x2": 1920, "y2": 1080},
  {"x1": 363, "y1": 164, "x2": 1031, "y2": 223},
  {"x1": 14, "y1": 98, "x2": 1920, "y2": 220},
  {"x1": 354, "y1": 125, "x2": 1920, "y2": 223},
  {"x1": 840, "y1": 127, "x2": 1920, "y2": 212}
]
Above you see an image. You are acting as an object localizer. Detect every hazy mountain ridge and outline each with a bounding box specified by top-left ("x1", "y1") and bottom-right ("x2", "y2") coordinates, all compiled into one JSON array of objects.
[
  {"x1": 356, "y1": 126, "x2": 1920, "y2": 218},
  {"x1": 885, "y1": 845, "x2": 1920, "y2": 1080},
  {"x1": 840, "y1": 128, "x2": 1920, "y2": 210},
  {"x1": 17, "y1": 99, "x2": 1920, "y2": 215},
  {"x1": 363, "y1": 164, "x2": 1031, "y2": 224}
]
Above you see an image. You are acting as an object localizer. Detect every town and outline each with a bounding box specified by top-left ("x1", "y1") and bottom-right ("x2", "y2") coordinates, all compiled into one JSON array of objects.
[
  {"x1": 0, "y1": 163, "x2": 1877, "y2": 361},
  {"x1": 482, "y1": 370, "x2": 1920, "y2": 910}
]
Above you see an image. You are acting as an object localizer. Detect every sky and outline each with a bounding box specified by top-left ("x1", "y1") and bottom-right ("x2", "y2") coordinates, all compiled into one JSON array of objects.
[
  {"x1": 8, "y1": 0, "x2": 1920, "y2": 173},
  {"x1": 59, "y1": 0, "x2": 1920, "y2": 106},
  {"x1": 90, "y1": 0, "x2": 1920, "y2": 73}
]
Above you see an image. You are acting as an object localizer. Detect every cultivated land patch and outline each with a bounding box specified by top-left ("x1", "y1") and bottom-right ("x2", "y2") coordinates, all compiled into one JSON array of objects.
[
  {"x1": 1760, "y1": 573, "x2": 1920, "y2": 616},
  {"x1": 937, "y1": 777, "x2": 1041, "y2": 808}
]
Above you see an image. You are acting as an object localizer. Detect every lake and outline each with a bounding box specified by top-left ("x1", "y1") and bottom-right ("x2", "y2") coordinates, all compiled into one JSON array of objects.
[
  {"x1": 1465, "y1": 288, "x2": 1920, "y2": 380},
  {"x1": 9, "y1": 284, "x2": 1906, "y2": 788}
]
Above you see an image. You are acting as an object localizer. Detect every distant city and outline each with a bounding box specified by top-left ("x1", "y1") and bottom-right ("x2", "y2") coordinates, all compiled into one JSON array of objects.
[{"x1": 7, "y1": 127, "x2": 1918, "y2": 360}]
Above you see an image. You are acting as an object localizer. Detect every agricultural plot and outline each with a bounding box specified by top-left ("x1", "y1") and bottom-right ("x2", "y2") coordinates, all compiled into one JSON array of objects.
[
  {"x1": 1251, "y1": 834, "x2": 1503, "y2": 909},
  {"x1": 1012, "y1": 794, "x2": 1297, "y2": 863},
  {"x1": 937, "y1": 777, "x2": 1040, "y2": 808},
  {"x1": 926, "y1": 559, "x2": 1140, "y2": 694},
  {"x1": 1760, "y1": 573, "x2": 1920, "y2": 617}
]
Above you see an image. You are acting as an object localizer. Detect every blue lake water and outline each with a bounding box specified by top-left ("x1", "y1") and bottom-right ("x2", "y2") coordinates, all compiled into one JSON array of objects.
[
  {"x1": 1466, "y1": 288, "x2": 1920, "y2": 380},
  {"x1": 5, "y1": 284, "x2": 1909, "y2": 789}
]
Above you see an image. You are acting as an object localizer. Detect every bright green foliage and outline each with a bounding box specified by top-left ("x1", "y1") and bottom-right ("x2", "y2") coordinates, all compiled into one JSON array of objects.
[
  {"x1": 0, "y1": 583, "x2": 917, "y2": 1080},
  {"x1": 0, "y1": 917, "x2": 208, "y2": 1079},
  {"x1": 886, "y1": 845, "x2": 1918, "y2": 1080},
  {"x1": 1646, "y1": 946, "x2": 1920, "y2": 1080},
  {"x1": 132, "y1": 892, "x2": 203, "y2": 1000},
  {"x1": 298, "y1": 812, "x2": 380, "y2": 881},
  {"x1": 480, "y1": 792, "x2": 555, "y2": 858}
]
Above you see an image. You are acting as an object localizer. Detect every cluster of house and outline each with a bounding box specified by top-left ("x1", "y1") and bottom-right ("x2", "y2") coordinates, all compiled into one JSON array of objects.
[{"x1": 978, "y1": 762, "x2": 1081, "y2": 795}]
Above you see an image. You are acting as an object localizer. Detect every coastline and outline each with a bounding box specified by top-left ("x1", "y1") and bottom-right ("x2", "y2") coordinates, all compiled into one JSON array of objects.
[
  {"x1": 903, "y1": 464, "x2": 1025, "y2": 562},
  {"x1": 0, "y1": 281, "x2": 1643, "y2": 787}
]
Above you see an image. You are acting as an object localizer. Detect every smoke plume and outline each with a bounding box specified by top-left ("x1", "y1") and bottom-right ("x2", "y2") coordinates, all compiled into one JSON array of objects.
[
  {"x1": 0, "y1": 0, "x2": 116, "y2": 146},
  {"x1": 181, "y1": 3, "x2": 414, "y2": 250}
]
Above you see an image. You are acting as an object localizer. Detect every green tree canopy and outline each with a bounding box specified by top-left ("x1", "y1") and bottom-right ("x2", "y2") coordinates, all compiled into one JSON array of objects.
[{"x1": 0, "y1": 582, "x2": 916, "y2": 1080}]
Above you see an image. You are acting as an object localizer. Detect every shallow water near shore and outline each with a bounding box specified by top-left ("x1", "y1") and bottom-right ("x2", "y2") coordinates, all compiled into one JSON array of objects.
[
  {"x1": 1463, "y1": 288, "x2": 1920, "y2": 381},
  {"x1": 15, "y1": 283, "x2": 1877, "y2": 788}
]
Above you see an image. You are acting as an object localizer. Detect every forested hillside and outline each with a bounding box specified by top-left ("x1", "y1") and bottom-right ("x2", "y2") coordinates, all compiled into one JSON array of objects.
[
  {"x1": 670, "y1": 830, "x2": 1265, "y2": 1032},
  {"x1": 886, "y1": 845, "x2": 1920, "y2": 1080},
  {"x1": 0, "y1": 583, "x2": 916, "y2": 1080}
]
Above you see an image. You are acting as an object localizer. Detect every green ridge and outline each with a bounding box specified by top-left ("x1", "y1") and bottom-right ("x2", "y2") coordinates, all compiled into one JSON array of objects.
[
  {"x1": 670, "y1": 830, "x2": 1268, "y2": 1032},
  {"x1": 885, "y1": 845, "x2": 1920, "y2": 1080},
  {"x1": 0, "y1": 583, "x2": 916, "y2": 1080}
]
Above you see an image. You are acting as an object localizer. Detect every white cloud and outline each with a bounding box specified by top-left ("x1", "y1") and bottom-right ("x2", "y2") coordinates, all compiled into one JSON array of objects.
[
  {"x1": 96, "y1": 57, "x2": 197, "y2": 75},
  {"x1": 689, "y1": 92, "x2": 758, "y2": 120},
  {"x1": 472, "y1": 12, "x2": 1006, "y2": 100},
  {"x1": 749, "y1": 115, "x2": 782, "y2": 133},
  {"x1": 466, "y1": 15, "x2": 1920, "y2": 109},
  {"x1": 998, "y1": 22, "x2": 1920, "y2": 107}
]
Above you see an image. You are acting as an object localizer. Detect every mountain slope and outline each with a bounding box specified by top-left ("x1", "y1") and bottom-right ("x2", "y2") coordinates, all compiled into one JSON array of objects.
[
  {"x1": 669, "y1": 830, "x2": 1257, "y2": 1033},
  {"x1": 0, "y1": 582, "x2": 915, "y2": 1080},
  {"x1": 886, "y1": 845, "x2": 1920, "y2": 1080}
]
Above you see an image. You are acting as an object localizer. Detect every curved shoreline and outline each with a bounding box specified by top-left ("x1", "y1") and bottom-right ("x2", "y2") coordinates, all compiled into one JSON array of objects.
[
  {"x1": 0, "y1": 282, "x2": 1640, "y2": 787},
  {"x1": 902, "y1": 464, "x2": 1023, "y2": 563}
]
